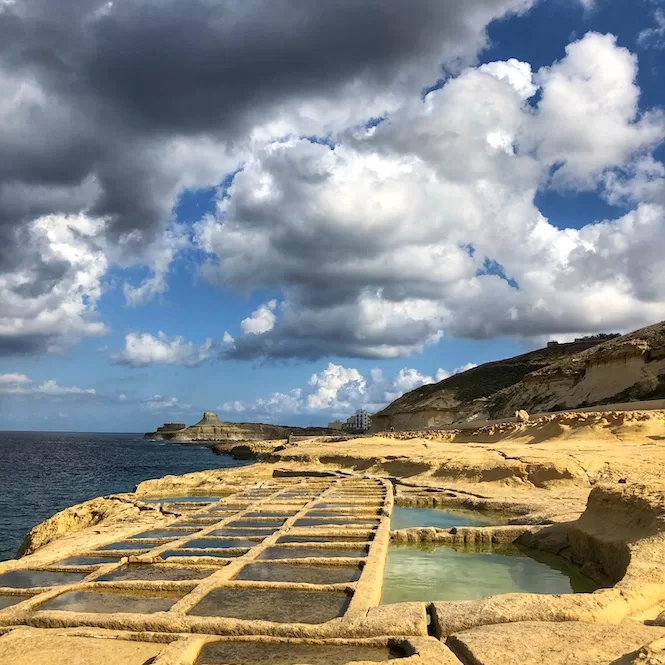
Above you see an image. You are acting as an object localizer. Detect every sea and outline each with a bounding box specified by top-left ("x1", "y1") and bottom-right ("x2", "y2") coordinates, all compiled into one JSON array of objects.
[{"x1": 0, "y1": 431, "x2": 246, "y2": 561}]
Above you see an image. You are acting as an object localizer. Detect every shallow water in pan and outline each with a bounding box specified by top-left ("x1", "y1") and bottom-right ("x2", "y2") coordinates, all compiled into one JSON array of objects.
[
  {"x1": 381, "y1": 542, "x2": 598, "y2": 603},
  {"x1": 189, "y1": 588, "x2": 351, "y2": 623},
  {"x1": 235, "y1": 563, "x2": 362, "y2": 584},
  {"x1": 38, "y1": 589, "x2": 184, "y2": 613},
  {"x1": 0, "y1": 569, "x2": 88, "y2": 588},
  {"x1": 196, "y1": 641, "x2": 399, "y2": 664},
  {"x1": 390, "y1": 506, "x2": 498, "y2": 530}
]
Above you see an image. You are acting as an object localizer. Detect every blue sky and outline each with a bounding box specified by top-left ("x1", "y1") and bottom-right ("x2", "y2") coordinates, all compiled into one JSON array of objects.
[{"x1": 0, "y1": 0, "x2": 664, "y2": 431}]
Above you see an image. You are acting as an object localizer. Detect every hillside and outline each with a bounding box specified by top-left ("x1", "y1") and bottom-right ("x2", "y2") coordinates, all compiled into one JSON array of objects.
[{"x1": 373, "y1": 321, "x2": 665, "y2": 430}]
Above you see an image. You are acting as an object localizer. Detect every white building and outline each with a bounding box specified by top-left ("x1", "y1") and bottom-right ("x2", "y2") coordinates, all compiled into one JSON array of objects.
[{"x1": 353, "y1": 409, "x2": 371, "y2": 432}]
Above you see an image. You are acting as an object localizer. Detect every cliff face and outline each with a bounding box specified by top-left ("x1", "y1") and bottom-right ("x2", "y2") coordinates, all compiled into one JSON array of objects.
[
  {"x1": 145, "y1": 412, "x2": 334, "y2": 442},
  {"x1": 374, "y1": 321, "x2": 665, "y2": 430}
]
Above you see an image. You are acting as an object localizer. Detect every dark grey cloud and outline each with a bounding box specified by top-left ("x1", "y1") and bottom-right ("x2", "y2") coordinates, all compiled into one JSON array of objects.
[{"x1": 0, "y1": 0, "x2": 536, "y2": 355}]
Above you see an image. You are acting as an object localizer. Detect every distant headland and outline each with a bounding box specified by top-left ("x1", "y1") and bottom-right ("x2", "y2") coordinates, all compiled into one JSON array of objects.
[{"x1": 144, "y1": 411, "x2": 336, "y2": 443}]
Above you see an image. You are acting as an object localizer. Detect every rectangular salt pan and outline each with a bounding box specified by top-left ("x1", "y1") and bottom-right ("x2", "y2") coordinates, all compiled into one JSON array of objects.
[
  {"x1": 277, "y1": 535, "x2": 372, "y2": 544},
  {"x1": 161, "y1": 549, "x2": 245, "y2": 559},
  {"x1": 183, "y1": 538, "x2": 262, "y2": 549},
  {"x1": 129, "y1": 529, "x2": 195, "y2": 539},
  {"x1": 54, "y1": 556, "x2": 121, "y2": 566},
  {"x1": 189, "y1": 588, "x2": 351, "y2": 623},
  {"x1": 0, "y1": 594, "x2": 31, "y2": 610},
  {"x1": 225, "y1": 521, "x2": 283, "y2": 529},
  {"x1": 259, "y1": 547, "x2": 367, "y2": 560},
  {"x1": 209, "y1": 528, "x2": 276, "y2": 537},
  {"x1": 97, "y1": 565, "x2": 214, "y2": 582},
  {"x1": 98, "y1": 541, "x2": 153, "y2": 551},
  {"x1": 196, "y1": 641, "x2": 397, "y2": 664},
  {"x1": 0, "y1": 570, "x2": 88, "y2": 588},
  {"x1": 293, "y1": 519, "x2": 379, "y2": 527},
  {"x1": 243, "y1": 512, "x2": 295, "y2": 519},
  {"x1": 38, "y1": 590, "x2": 182, "y2": 613},
  {"x1": 235, "y1": 563, "x2": 362, "y2": 584}
]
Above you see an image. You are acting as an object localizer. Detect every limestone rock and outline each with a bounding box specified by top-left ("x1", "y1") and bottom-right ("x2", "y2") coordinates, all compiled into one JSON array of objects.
[
  {"x1": 193, "y1": 411, "x2": 224, "y2": 427},
  {"x1": 145, "y1": 411, "x2": 336, "y2": 443},
  {"x1": 448, "y1": 621, "x2": 665, "y2": 665}
]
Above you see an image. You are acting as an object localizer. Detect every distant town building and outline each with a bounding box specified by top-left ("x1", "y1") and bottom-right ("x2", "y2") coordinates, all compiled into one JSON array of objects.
[
  {"x1": 353, "y1": 409, "x2": 371, "y2": 431},
  {"x1": 331, "y1": 409, "x2": 372, "y2": 432},
  {"x1": 341, "y1": 416, "x2": 356, "y2": 431}
]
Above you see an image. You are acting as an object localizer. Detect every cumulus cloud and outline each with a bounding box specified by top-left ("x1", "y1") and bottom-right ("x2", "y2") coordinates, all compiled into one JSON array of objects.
[
  {"x1": 198, "y1": 33, "x2": 665, "y2": 361},
  {"x1": 527, "y1": 33, "x2": 663, "y2": 189},
  {"x1": 220, "y1": 361, "x2": 474, "y2": 417},
  {"x1": 111, "y1": 332, "x2": 216, "y2": 367},
  {"x1": 240, "y1": 301, "x2": 278, "y2": 335},
  {"x1": 0, "y1": 0, "x2": 537, "y2": 356},
  {"x1": 0, "y1": 373, "x2": 96, "y2": 397}
]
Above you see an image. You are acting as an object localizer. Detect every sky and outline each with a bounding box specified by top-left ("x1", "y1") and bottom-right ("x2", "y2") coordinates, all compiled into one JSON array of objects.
[{"x1": 1, "y1": 0, "x2": 665, "y2": 432}]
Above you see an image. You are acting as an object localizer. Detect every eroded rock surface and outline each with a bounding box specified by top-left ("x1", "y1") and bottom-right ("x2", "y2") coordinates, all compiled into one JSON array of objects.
[
  {"x1": 374, "y1": 320, "x2": 665, "y2": 430},
  {"x1": 4, "y1": 413, "x2": 665, "y2": 664}
]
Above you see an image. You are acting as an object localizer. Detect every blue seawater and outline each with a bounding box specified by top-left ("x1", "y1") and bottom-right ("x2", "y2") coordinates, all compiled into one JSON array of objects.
[{"x1": 0, "y1": 431, "x2": 246, "y2": 561}]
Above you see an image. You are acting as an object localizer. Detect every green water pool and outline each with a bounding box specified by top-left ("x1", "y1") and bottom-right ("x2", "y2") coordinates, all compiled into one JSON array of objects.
[
  {"x1": 381, "y1": 543, "x2": 598, "y2": 603},
  {"x1": 390, "y1": 506, "x2": 498, "y2": 530}
]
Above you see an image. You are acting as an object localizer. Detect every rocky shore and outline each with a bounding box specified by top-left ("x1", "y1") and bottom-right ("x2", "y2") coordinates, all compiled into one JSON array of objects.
[{"x1": 3, "y1": 408, "x2": 665, "y2": 663}]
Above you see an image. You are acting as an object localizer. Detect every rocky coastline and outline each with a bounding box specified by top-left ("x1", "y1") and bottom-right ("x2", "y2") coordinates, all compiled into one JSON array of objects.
[{"x1": 3, "y1": 408, "x2": 665, "y2": 663}]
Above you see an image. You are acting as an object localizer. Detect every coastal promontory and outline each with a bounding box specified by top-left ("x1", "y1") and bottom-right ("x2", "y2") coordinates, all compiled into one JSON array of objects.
[{"x1": 145, "y1": 411, "x2": 335, "y2": 443}]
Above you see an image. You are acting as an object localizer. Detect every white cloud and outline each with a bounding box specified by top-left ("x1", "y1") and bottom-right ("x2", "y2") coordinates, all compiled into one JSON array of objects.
[
  {"x1": 0, "y1": 373, "x2": 96, "y2": 397},
  {"x1": 479, "y1": 59, "x2": 537, "y2": 100},
  {"x1": 144, "y1": 395, "x2": 192, "y2": 412},
  {"x1": 0, "y1": 373, "x2": 31, "y2": 385},
  {"x1": 306, "y1": 364, "x2": 365, "y2": 411},
  {"x1": 603, "y1": 155, "x2": 665, "y2": 205},
  {"x1": 111, "y1": 331, "x2": 217, "y2": 367},
  {"x1": 220, "y1": 361, "x2": 474, "y2": 418},
  {"x1": 638, "y1": 8, "x2": 665, "y2": 49},
  {"x1": 526, "y1": 33, "x2": 663, "y2": 190},
  {"x1": 0, "y1": 213, "x2": 108, "y2": 354},
  {"x1": 222, "y1": 331, "x2": 235, "y2": 344},
  {"x1": 240, "y1": 300, "x2": 278, "y2": 335},
  {"x1": 197, "y1": 33, "x2": 665, "y2": 361}
]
